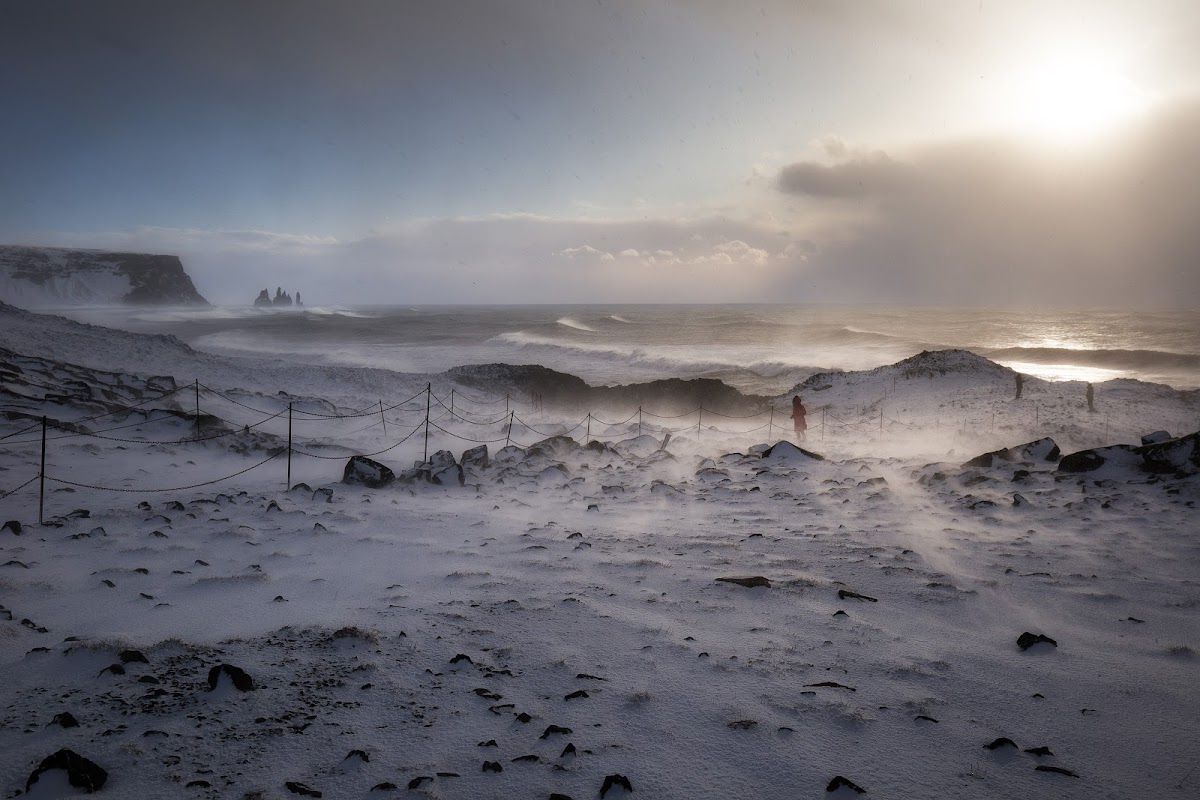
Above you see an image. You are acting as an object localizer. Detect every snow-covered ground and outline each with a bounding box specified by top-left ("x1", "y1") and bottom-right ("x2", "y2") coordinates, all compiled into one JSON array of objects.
[{"x1": 1, "y1": 304, "x2": 1198, "y2": 799}]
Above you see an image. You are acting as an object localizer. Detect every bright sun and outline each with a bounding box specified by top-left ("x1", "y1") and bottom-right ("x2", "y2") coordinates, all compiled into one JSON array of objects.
[{"x1": 1005, "y1": 51, "x2": 1148, "y2": 142}]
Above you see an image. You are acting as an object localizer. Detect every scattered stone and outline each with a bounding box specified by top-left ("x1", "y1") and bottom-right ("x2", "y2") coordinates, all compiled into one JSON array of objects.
[
  {"x1": 1017, "y1": 632, "x2": 1057, "y2": 650},
  {"x1": 207, "y1": 663, "x2": 255, "y2": 691},
  {"x1": 344, "y1": 750, "x2": 370, "y2": 762},
  {"x1": 187, "y1": 780, "x2": 212, "y2": 787},
  {"x1": 914, "y1": 715, "x2": 938, "y2": 723},
  {"x1": 342, "y1": 455, "x2": 396, "y2": 488},
  {"x1": 564, "y1": 690, "x2": 589, "y2": 700},
  {"x1": 1024, "y1": 746, "x2": 1054, "y2": 756},
  {"x1": 285, "y1": 781, "x2": 322, "y2": 797},
  {"x1": 1035, "y1": 765, "x2": 1078, "y2": 777},
  {"x1": 515, "y1": 712, "x2": 533, "y2": 723},
  {"x1": 49, "y1": 712, "x2": 79, "y2": 728},
  {"x1": 1123, "y1": 617, "x2": 1145, "y2": 623},
  {"x1": 826, "y1": 775, "x2": 865, "y2": 793},
  {"x1": 512, "y1": 754, "x2": 540, "y2": 763},
  {"x1": 478, "y1": 740, "x2": 498, "y2": 747},
  {"x1": 600, "y1": 774, "x2": 634, "y2": 797},
  {"x1": 540, "y1": 725, "x2": 572, "y2": 738},
  {"x1": 449, "y1": 653, "x2": 474, "y2": 664},
  {"x1": 407, "y1": 776, "x2": 433, "y2": 789},
  {"x1": 727, "y1": 720, "x2": 757, "y2": 730},
  {"x1": 804, "y1": 681, "x2": 856, "y2": 691},
  {"x1": 837, "y1": 589, "x2": 878, "y2": 602},
  {"x1": 716, "y1": 576, "x2": 771, "y2": 588},
  {"x1": 100, "y1": 580, "x2": 115, "y2": 588},
  {"x1": 832, "y1": 610, "x2": 848, "y2": 617},
  {"x1": 25, "y1": 749, "x2": 108, "y2": 793},
  {"x1": 482, "y1": 761, "x2": 503, "y2": 773},
  {"x1": 370, "y1": 783, "x2": 398, "y2": 791},
  {"x1": 984, "y1": 737, "x2": 1019, "y2": 750},
  {"x1": 2, "y1": 520, "x2": 20, "y2": 535},
  {"x1": 97, "y1": 663, "x2": 126, "y2": 677},
  {"x1": 561, "y1": 743, "x2": 577, "y2": 757},
  {"x1": 119, "y1": 649, "x2": 148, "y2": 664}
]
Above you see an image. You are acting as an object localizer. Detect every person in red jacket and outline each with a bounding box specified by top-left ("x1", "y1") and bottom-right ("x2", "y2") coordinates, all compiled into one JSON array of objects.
[{"x1": 790, "y1": 395, "x2": 807, "y2": 440}]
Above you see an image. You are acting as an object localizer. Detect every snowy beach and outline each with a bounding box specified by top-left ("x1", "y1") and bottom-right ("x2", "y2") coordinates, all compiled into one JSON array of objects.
[{"x1": 1, "y1": 303, "x2": 1198, "y2": 799}]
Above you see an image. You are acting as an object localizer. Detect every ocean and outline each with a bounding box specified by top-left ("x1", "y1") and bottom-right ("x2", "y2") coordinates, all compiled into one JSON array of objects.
[{"x1": 64, "y1": 304, "x2": 1200, "y2": 395}]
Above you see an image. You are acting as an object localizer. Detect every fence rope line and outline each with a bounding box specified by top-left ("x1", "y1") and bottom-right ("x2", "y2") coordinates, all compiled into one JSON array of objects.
[
  {"x1": 511, "y1": 414, "x2": 590, "y2": 438},
  {"x1": 0, "y1": 420, "x2": 42, "y2": 441},
  {"x1": 640, "y1": 407, "x2": 701, "y2": 420},
  {"x1": 1, "y1": 474, "x2": 38, "y2": 500},
  {"x1": 44, "y1": 449, "x2": 286, "y2": 493},
  {"x1": 2, "y1": 407, "x2": 288, "y2": 446},
  {"x1": 590, "y1": 409, "x2": 640, "y2": 428},
  {"x1": 426, "y1": 419, "x2": 512, "y2": 445}
]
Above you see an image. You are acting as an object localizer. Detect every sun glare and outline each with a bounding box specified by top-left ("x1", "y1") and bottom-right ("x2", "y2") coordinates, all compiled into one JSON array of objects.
[{"x1": 1003, "y1": 50, "x2": 1148, "y2": 142}]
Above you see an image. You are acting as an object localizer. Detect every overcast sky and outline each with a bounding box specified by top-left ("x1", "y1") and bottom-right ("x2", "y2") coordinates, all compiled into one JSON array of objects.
[{"x1": 2, "y1": 0, "x2": 1198, "y2": 306}]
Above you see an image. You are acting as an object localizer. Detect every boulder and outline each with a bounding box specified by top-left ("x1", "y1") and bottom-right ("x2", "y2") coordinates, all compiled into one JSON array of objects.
[
  {"x1": 761, "y1": 440, "x2": 825, "y2": 463},
  {"x1": 25, "y1": 749, "x2": 108, "y2": 793},
  {"x1": 426, "y1": 450, "x2": 457, "y2": 471},
  {"x1": 1141, "y1": 430, "x2": 1173, "y2": 445},
  {"x1": 461, "y1": 445, "x2": 489, "y2": 470},
  {"x1": 1057, "y1": 444, "x2": 1142, "y2": 474},
  {"x1": 963, "y1": 437, "x2": 1060, "y2": 468},
  {"x1": 207, "y1": 663, "x2": 255, "y2": 691},
  {"x1": 2, "y1": 520, "x2": 20, "y2": 535},
  {"x1": 432, "y1": 464, "x2": 465, "y2": 486},
  {"x1": 526, "y1": 435, "x2": 581, "y2": 460},
  {"x1": 342, "y1": 456, "x2": 396, "y2": 488},
  {"x1": 1138, "y1": 432, "x2": 1200, "y2": 474}
]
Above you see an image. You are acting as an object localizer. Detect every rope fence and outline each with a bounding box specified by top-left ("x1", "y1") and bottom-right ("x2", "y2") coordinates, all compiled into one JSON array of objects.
[{"x1": 2, "y1": 375, "x2": 1188, "y2": 524}]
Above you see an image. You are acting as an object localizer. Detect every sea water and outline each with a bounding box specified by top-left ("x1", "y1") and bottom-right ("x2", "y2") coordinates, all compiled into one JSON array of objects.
[{"x1": 62, "y1": 304, "x2": 1200, "y2": 395}]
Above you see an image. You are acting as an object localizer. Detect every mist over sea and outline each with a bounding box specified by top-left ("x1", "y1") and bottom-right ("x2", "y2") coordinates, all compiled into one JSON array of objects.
[{"x1": 67, "y1": 305, "x2": 1200, "y2": 395}]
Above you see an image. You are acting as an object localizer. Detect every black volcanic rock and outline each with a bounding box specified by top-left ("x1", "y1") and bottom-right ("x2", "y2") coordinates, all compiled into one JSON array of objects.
[
  {"x1": 0, "y1": 245, "x2": 208, "y2": 305},
  {"x1": 342, "y1": 455, "x2": 396, "y2": 488},
  {"x1": 254, "y1": 289, "x2": 272, "y2": 307},
  {"x1": 26, "y1": 749, "x2": 108, "y2": 793}
]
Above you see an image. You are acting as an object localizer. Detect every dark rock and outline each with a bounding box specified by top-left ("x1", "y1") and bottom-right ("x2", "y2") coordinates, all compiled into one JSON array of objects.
[
  {"x1": 370, "y1": 783, "x2": 398, "y2": 792},
  {"x1": 449, "y1": 653, "x2": 474, "y2": 664},
  {"x1": 461, "y1": 445, "x2": 489, "y2": 470},
  {"x1": 97, "y1": 663, "x2": 125, "y2": 677},
  {"x1": 837, "y1": 589, "x2": 878, "y2": 602},
  {"x1": 515, "y1": 712, "x2": 533, "y2": 723},
  {"x1": 207, "y1": 663, "x2": 255, "y2": 691},
  {"x1": 825, "y1": 775, "x2": 866, "y2": 793},
  {"x1": 560, "y1": 743, "x2": 577, "y2": 757},
  {"x1": 1057, "y1": 444, "x2": 1141, "y2": 474},
  {"x1": 804, "y1": 681, "x2": 856, "y2": 691},
  {"x1": 1035, "y1": 765, "x2": 1078, "y2": 777},
  {"x1": 1024, "y1": 746, "x2": 1054, "y2": 756},
  {"x1": 254, "y1": 289, "x2": 272, "y2": 307},
  {"x1": 1017, "y1": 632, "x2": 1057, "y2": 650},
  {"x1": 716, "y1": 576, "x2": 771, "y2": 588},
  {"x1": 407, "y1": 776, "x2": 433, "y2": 789},
  {"x1": 312, "y1": 487, "x2": 333, "y2": 503},
  {"x1": 25, "y1": 749, "x2": 108, "y2": 793},
  {"x1": 727, "y1": 720, "x2": 757, "y2": 730},
  {"x1": 344, "y1": 750, "x2": 370, "y2": 762},
  {"x1": 285, "y1": 781, "x2": 322, "y2": 797},
  {"x1": 187, "y1": 780, "x2": 212, "y2": 787},
  {"x1": 984, "y1": 737, "x2": 1019, "y2": 750},
  {"x1": 540, "y1": 725, "x2": 572, "y2": 738},
  {"x1": 49, "y1": 712, "x2": 80, "y2": 728},
  {"x1": 964, "y1": 438, "x2": 1060, "y2": 468},
  {"x1": 549, "y1": 794, "x2": 576, "y2": 800},
  {"x1": 511, "y1": 755, "x2": 540, "y2": 763},
  {"x1": 600, "y1": 774, "x2": 633, "y2": 797},
  {"x1": 342, "y1": 455, "x2": 396, "y2": 488},
  {"x1": 914, "y1": 715, "x2": 938, "y2": 723},
  {"x1": 2, "y1": 520, "x2": 20, "y2": 535},
  {"x1": 119, "y1": 649, "x2": 148, "y2": 664},
  {"x1": 761, "y1": 440, "x2": 825, "y2": 461},
  {"x1": 1141, "y1": 430, "x2": 1173, "y2": 445},
  {"x1": 478, "y1": 740, "x2": 498, "y2": 747},
  {"x1": 1138, "y1": 431, "x2": 1200, "y2": 474},
  {"x1": 482, "y1": 761, "x2": 503, "y2": 773},
  {"x1": 564, "y1": 690, "x2": 589, "y2": 700}
]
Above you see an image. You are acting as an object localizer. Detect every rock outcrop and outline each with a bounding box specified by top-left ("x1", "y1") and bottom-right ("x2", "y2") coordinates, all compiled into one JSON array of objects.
[
  {"x1": 252, "y1": 287, "x2": 304, "y2": 307},
  {"x1": 0, "y1": 245, "x2": 208, "y2": 306}
]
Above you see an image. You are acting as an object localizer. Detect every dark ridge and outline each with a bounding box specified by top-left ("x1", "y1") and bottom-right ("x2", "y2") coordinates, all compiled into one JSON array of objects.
[{"x1": 447, "y1": 363, "x2": 768, "y2": 416}]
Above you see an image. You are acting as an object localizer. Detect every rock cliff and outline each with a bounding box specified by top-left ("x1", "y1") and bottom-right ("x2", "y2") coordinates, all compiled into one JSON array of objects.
[{"x1": 0, "y1": 245, "x2": 208, "y2": 306}]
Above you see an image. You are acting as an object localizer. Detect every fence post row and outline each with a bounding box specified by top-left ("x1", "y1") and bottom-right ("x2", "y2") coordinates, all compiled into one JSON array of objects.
[
  {"x1": 697, "y1": 407, "x2": 702, "y2": 441},
  {"x1": 194, "y1": 379, "x2": 201, "y2": 440},
  {"x1": 586, "y1": 414, "x2": 592, "y2": 444},
  {"x1": 379, "y1": 400, "x2": 386, "y2": 437},
  {"x1": 505, "y1": 411, "x2": 514, "y2": 449}
]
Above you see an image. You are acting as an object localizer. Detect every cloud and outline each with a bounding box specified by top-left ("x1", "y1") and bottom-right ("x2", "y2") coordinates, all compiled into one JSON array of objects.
[{"x1": 772, "y1": 99, "x2": 1200, "y2": 306}]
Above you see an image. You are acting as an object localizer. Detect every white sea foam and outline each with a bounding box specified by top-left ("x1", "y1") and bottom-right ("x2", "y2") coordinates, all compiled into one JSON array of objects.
[{"x1": 555, "y1": 316, "x2": 596, "y2": 332}]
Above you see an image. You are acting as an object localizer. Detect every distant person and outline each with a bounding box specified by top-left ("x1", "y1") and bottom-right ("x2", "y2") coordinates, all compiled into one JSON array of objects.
[
  {"x1": 790, "y1": 395, "x2": 807, "y2": 441},
  {"x1": 1086, "y1": 382, "x2": 1095, "y2": 413},
  {"x1": 1014, "y1": 373, "x2": 1024, "y2": 400}
]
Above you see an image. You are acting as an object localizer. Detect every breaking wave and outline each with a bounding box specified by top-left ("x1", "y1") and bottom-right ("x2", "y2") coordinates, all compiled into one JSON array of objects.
[{"x1": 556, "y1": 317, "x2": 596, "y2": 332}]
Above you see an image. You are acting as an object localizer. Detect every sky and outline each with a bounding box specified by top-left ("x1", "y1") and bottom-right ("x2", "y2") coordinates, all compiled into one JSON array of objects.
[{"x1": 2, "y1": 0, "x2": 1198, "y2": 306}]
